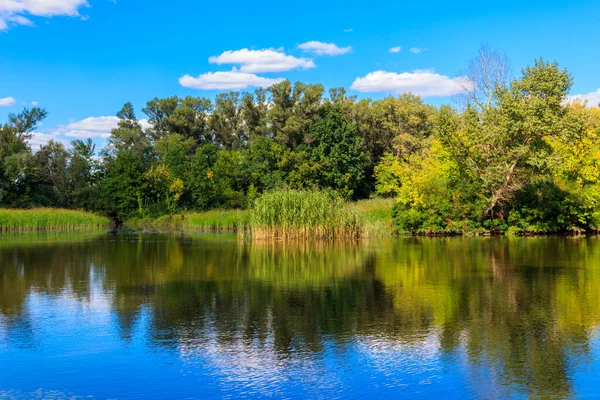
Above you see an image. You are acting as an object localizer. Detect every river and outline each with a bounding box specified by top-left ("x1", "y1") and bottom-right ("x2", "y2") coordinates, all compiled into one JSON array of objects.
[{"x1": 1, "y1": 231, "x2": 599, "y2": 398}]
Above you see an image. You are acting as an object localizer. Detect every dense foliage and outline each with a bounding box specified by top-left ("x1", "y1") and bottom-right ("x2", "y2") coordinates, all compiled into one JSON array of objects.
[
  {"x1": 377, "y1": 60, "x2": 600, "y2": 234},
  {"x1": 1, "y1": 52, "x2": 599, "y2": 234}
]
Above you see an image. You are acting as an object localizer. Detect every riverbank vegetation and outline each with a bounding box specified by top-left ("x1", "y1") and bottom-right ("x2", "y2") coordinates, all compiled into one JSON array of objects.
[
  {"x1": 0, "y1": 208, "x2": 109, "y2": 232},
  {"x1": 1, "y1": 47, "x2": 599, "y2": 236},
  {"x1": 131, "y1": 209, "x2": 249, "y2": 231},
  {"x1": 250, "y1": 190, "x2": 362, "y2": 240},
  {"x1": 131, "y1": 193, "x2": 391, "y2": 239}
]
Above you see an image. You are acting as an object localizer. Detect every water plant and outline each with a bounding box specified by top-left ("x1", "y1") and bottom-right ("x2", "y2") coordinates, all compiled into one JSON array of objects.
[
  {"x1": 0, "y1": 208, "x2": 110, "y2": 232},
  {"x1": 249, "y1": 189, "x2": 362, "y2": 240},
  {"x1": 136, "y1": 209, "x2": 249, "y2": 232}
]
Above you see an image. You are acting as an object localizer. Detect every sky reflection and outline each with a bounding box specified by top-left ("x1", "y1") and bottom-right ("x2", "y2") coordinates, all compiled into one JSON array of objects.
[{"x1": 1, "y1": 233, "x2": 600, "y2": 398}]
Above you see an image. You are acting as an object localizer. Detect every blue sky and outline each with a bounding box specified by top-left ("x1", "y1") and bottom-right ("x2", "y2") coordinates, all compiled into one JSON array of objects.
[{"x1": 1, "y1": 0, "x2": 599, "y2": 148}]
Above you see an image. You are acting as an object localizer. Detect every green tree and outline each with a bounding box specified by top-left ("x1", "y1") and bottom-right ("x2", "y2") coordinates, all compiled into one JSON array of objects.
[
  {"x1": 31, "y1": 140, "x2": 70, "y2": 207},
  {"x1": 303, "y1": 103, "x2": 368, "y2": 198},
  {"x1": 143, "y1": 96, "x2": 212, "y2": 143},
  {"x1": 354, "y1": 94, "x2": 435, "y2": 164},
  {"x1": 242, "y1": 135, "x2": 285, "y2": 192},
  {"x1": 210, "y1": 92, "x2": 243, "y2": 147},
  {"x1": 187, "y1": 144, "x2": 221, "y2": 210},
  {"x1": 438, "y1": 60, "x2": 574, "y2": 219},
  {"x1": 0, "y1": 107, "x2": 47, "y2": 206},
  {"x1": 143, "y1": 164, "x2": 184, "y2": 216},
  {"x1": 269, "y1": 81, "x2": 324, "y2": 149},
  {"x1": 241, "y1": 88, "x2": 270, "y2": 137},
  {"x1": 68, "y1": 138, "x2": 100, "y2": 209},
  {"x1": 100, "y1": 103, "x2": 153, "y2": 220}
]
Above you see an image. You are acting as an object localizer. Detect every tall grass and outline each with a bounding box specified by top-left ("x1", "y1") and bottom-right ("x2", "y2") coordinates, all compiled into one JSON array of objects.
[
  {"x1": 0, "y1": 208, "x2": 110, "y2": 232},
  {"x1": 249, "y1": 190, "x2": 362, "y2": 240},
  {"x1": 134, "y1": 209, "x2": 250, "y2": 231},
  {"x1": 125, "y1": 193, "x2": 394, "y2": 240},
  {"x1": 349, "y1": 198, "x2": 394, "y2": 237}
]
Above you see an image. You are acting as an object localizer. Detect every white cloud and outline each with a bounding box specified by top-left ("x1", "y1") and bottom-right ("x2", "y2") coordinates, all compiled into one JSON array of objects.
[
  {"x1": 29, "y1": 131, "x2": 70, "y2": 150},
  {"x1": 208, "y1": 48, "x2": 315, "y2": 73},
  {"x1": 52, "y1": 116, "x2": 150, "y2": 138},
  {"x1": 31, "y1": 101, "x2": 38, "y2": 106},
  {"x1": 350, "y1": 70, "x2": 472, "y2": 97},
  {"x1": 298, "y1": 41, "x2": 352, "y2": 56},
  {"x1": 568, "y1": 88, "x2": 600, "y2": 108},
  {"x1": 27, "y1": 115, "x2": 151, "y2": 150},
  {"x1": 139, "y1": 119, "x2": 151, "y2": 130},
  {"x1": 409, "y1": 47, "x2": 427, "y2": 54},
  {"x1": 0, "y1": 97, "x2": 16, "y2": 106},
  {"x1": 0, "y1": 14, "x2": 32, "y2": 29},
  {"x1": 179, "y1": 70, "x2": 285, "y2": 90},
  {"x1": 343, "y1": 28, "x2": 353, "y2": 33},
  {"x1": 54, "y1": 116, "x2": 118, "y2": 139},
  {"x1": 0, "y1": 0, "x2": 89, "y2": 31},
  {"x1": 389, "y1": 46, "x2": 402, "y2": 53}
]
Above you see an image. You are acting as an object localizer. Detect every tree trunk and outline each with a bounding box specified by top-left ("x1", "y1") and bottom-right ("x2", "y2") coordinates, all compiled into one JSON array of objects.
[{"x1": 485, "y1": 160, "x2": 518, "y2": 218}]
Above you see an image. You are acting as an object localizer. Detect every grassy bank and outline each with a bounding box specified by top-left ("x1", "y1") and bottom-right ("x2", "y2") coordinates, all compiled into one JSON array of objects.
[
  {"x1": 0, "y1": 208, "x2": 110, "y2": 232},
  {"x1": 129, "y1": 209, "x2": 250, "y2": 232},
  {"x1": 126, "y1": 192, "x2": 393, "y2": 240},
  {"x1": 349, "y1": 198, "x2": 394, "y2": 237}
]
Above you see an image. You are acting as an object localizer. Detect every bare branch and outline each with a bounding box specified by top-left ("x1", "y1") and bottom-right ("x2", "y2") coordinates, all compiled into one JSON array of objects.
[{"x1": 454, "y1": 45, "x2": 511, "y2": 111}]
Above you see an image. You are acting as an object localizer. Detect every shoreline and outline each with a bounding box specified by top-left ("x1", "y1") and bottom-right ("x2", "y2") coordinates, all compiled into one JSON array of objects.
[{"x1": 3, "y1": 203, "x2": 597, "y2": 238}]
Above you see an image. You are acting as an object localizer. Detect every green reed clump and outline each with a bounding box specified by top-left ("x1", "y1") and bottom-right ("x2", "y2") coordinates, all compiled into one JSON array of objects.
[
  {"x1": 140, "y1": 209, "x2": 250, "y2": 231},
  {"x1": 249, "y1": 189, "x2": 362, "y2": 240},
  {"x1": 0, "y1": 208, "x2": 110, "y2": 232}
]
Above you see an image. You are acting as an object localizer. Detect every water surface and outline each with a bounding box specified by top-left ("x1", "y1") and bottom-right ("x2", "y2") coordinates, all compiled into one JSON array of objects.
[{"x1": 1, "y1": 232, "x2": 600, "y2": 399}]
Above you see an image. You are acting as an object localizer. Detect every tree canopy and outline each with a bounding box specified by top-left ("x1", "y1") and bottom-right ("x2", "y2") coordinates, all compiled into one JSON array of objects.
[{"x1": 2, "y1": 51, "x2": 599, "y2": 234}]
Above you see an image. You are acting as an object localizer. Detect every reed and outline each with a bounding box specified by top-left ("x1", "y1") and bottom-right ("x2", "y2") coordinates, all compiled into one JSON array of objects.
[
  {"x1": 0, "y1": 208, "x2": 110, "y2": 232},
  {"x1": 249, "y1": 189, "x2": 362, "y2": 240},
  {"x1": 126, "y1": 193, "x2": 394, "y2": 240}
]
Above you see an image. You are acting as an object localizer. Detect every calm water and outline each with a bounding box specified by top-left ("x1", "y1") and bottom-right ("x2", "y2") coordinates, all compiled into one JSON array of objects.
[{"x1": 1, "y1": 232, "x2": 600, "y2": 399}]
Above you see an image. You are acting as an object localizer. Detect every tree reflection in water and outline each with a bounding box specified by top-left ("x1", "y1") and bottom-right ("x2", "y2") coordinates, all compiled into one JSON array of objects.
[{"x1": 1, "y1": 232, "x2": 599, "y2": 398}]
